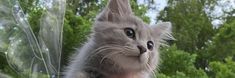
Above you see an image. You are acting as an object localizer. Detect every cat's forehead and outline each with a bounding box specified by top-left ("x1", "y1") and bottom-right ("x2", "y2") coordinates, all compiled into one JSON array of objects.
[
  {"x1": 119, "y1": 15, "x2": 153, "y2": 39},
  {"x1": 119, "y1": 16, "x2": 146, "y2": 29},
  {"x1": 137, "y1": 24, "x2": 153, "y2": 40}
]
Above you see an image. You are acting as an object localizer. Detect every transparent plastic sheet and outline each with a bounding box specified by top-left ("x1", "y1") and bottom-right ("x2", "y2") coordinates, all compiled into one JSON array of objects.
[{"x1": 0, "y1": 0, "x2": 65, "y2": 78}]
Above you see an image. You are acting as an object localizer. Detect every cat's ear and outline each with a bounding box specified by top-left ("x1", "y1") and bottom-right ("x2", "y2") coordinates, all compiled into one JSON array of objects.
[
  {"x1": 96, "y1": 0, "x2": 133, "y2": 22},
  {"x1": 152, "y1": 22, "x2": 174, "y2": 40}
]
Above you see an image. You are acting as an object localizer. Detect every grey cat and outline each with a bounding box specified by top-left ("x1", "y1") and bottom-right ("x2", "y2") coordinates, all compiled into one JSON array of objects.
[{"x1": 64, "y1": 0, "x2": 173, "y2": 78}]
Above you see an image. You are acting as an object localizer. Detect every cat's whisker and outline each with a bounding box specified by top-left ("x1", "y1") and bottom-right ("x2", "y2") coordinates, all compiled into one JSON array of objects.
[
  {"x1": 123, "y1": 46, "x2": 133, "y2": 49},
  {"x1": 89, "y1": 45, "x2": 120, "y2": 59},
  {"x1": 99, "y1": 51, "x2": 122, "y2": 64},
  {"x1": 154, "y1": 63, "x2": 160, "y2": 71},
  {"x1": 151, "y1": 66, "x2": 158, "y2": 78},
  {"x1": 146, "y1": 63, "x2": 151, "y2": 71},
  {"x1": 87, "y1": 44, "x2": 125, "y2": 64},
  {"x1": 87, "y1": 46, "x2": 110, "y2": 60},
  {"x1": 146, "y1": 63, "x2": 156, "y2": 77},
  {"x1": 153, "y1": 62, "x2": 160, "y2": 77},
  {"x1": 123, "y1": 46, "x2": 137, "y2": 54}
]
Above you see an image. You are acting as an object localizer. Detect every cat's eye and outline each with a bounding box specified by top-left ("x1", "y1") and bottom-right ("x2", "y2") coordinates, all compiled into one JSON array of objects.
[
  {"x1": 124, "y1": 28, "x2": 135, "y2": 39},
  {"x1": 147, "y1": 41, "x2": 154, "y2": 50}
]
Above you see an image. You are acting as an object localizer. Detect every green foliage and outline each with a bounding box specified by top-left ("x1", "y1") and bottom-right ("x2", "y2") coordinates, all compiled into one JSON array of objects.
[
  {"x1": 157, "y1": 0, "x2": 235, "y2": 78},
  {"x1": 158, "y1": 45, "x2": 208, "y2": 78},
  {"x1": 18, "y1": 0, "x2": 39, "y2": 13},
  {"x1": 28, "y1": 8, "x2": 44, "y2": 36},
  {"x1": 209, "y1": 57, "x2": 235, "y2": 78},
  {"x1": 205, "y1": 20, "x2": 235, "y2": 61},
  {"x1": 130, "y1": 0, "x2": 150, "y2": 23},
  {"x1": 158, "y1": 0, "x2": 216, "y2": 52},
  {"x1": 61, "y1": 9, "x2": 92, "y2": 65}
]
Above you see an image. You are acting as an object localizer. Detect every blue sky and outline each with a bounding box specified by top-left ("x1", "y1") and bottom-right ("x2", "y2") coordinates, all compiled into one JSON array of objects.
[{"x1": 138, "y1": 0, "x2": 168, "y2": 24}]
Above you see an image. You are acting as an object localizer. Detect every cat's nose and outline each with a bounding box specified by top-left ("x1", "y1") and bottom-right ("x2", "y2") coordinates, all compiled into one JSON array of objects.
[{"x1": 137, "y1": 45, "x2": 147, "y2": 54}]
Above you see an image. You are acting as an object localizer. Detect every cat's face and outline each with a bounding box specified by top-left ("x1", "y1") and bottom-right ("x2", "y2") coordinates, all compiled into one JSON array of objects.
[{"x1": 90, "y1": 0, "x2": 172, "y2": 73}]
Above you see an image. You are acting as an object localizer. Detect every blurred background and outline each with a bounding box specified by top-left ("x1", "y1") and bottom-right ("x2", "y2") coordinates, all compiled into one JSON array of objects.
[{"x1": 0, "y1": 0, "x2": 235, "y2": 78}]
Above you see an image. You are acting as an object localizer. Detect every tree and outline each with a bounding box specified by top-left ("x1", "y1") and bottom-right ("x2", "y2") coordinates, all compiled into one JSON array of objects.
[
  {"x1": 157, "y1": 0, "x2": 217, "y2": 73},
  {"x1": 157, "y1": 45, "x2": 208, "y2": 78},
  {"x1": 209, "y1": 57, "x2": 235, "y2": 78},
  {"x1": 204, "y1": 20, "x2": 235, "y2": 61},
  {"x1": 158, "y1": 0, "x2": 217, "y2": 52},
  {"x1": 156, "y1": 0, "x2": 235, "y2": 78}
]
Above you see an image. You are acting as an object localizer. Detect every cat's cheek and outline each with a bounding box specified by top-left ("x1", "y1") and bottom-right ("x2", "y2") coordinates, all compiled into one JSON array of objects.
[
  {"x1": 111, "y1": 55, "x2": 142, "y2": 71},
  {"x1": 140, "y1": 53, "x2": 149, "y2": 64}
]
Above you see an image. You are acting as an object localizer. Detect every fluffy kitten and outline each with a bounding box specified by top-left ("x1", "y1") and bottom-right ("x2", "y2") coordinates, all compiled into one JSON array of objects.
[{"x1": 64, "y1": 0, "x2": 173, "y2": 78}]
